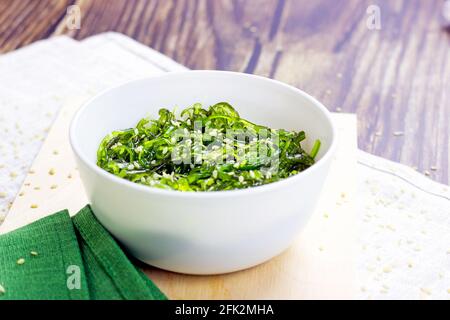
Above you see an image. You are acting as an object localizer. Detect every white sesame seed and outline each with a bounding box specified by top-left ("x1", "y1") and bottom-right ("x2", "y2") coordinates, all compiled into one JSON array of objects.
[
  {"x1": 386, "y1": 224, "x2": 396, "y2": 231},
  {"x1": 366, "y1": 265, "x2": 375, "y2": 272},
  {"x1": 383, "y1": 266, "x2": 392, "y2": 273},
  {"x1": 238, "y1": 176, "x2": 244, "y2": 183},
  {"x1": 420, "y1": 287, "x2": 431, "y2": 295}
]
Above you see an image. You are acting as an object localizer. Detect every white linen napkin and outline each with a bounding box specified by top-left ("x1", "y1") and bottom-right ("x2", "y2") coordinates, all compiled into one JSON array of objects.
[{"x1": 0, "y1": 32, "x2": 448, "y2": 299}]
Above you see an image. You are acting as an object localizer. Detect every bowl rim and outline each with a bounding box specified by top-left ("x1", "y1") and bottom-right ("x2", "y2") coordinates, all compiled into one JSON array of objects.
[{"x1": 69, "y1": 70, "x2": 337, "y2": 198}]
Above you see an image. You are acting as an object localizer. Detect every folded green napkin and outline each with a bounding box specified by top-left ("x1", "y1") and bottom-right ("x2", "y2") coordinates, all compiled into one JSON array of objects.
[{"x1": 0, "y1": 205, "x2": 167, "y2": 300}]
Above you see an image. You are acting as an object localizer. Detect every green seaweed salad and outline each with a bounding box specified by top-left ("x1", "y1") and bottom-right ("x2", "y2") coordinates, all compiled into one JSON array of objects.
[{"x1": 97, "y1": 102, "x2": 320, "y2": 191}]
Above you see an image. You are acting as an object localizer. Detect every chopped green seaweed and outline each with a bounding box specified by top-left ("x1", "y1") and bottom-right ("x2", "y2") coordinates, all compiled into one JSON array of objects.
[{"x1": 97, "y1": 102, "x2": 320, "y2": 191}]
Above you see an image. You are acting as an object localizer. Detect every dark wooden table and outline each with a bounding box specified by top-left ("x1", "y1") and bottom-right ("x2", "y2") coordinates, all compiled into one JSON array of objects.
[{"x1": 1, "y1": 0, "x2": 449, "y2": 183}]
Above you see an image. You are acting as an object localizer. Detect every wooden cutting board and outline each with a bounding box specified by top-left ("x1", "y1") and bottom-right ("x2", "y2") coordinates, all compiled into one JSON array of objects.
[{"x1": 0, "y1": 98, "x2": 358, "y2": 299}]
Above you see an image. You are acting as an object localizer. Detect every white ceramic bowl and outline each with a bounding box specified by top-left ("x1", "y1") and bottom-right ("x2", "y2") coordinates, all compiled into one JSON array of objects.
[{"x1": 70, "y1": 71, "x2": 337, "y2": 275}]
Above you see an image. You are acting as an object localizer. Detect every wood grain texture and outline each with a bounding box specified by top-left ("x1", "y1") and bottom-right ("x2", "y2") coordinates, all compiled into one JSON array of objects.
[{"x1": 0, "y1": 0, "x2": 449, "y2": 184}]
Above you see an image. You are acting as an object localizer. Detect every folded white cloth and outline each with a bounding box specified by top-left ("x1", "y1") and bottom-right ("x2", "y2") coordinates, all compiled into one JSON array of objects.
[
  {"x1": 0, "y1": 32, "x2": 448, "y2": 299},
  {"x1": 357, "y1": 151, "x2": 449, "y2": 299}
]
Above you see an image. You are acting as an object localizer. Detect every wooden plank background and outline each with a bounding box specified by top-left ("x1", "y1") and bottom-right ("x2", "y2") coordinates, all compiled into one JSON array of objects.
[{"x1": 0, "y1": 0, "x2": 449, "y2": 184}]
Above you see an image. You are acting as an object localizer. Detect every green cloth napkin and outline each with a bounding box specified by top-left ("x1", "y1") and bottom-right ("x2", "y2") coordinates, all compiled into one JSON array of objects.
[{"x1": 0, "y1": 205, "x2": 167, "y2": 300}]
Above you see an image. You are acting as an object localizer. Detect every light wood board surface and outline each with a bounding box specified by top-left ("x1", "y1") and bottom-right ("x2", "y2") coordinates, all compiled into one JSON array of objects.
[{"x1": 1, "y1": 98, "x2": 358, "y2": 299}]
